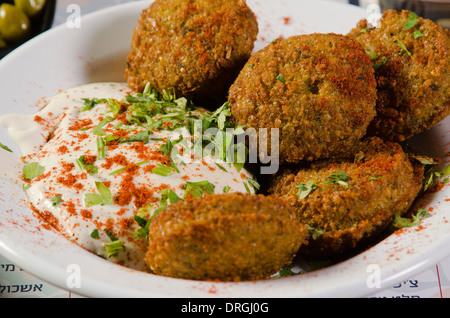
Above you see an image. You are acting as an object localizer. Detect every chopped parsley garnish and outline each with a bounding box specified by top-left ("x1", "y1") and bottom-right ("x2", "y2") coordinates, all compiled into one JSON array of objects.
[
  {"x1": 106, "y1": 98, "x2": 122, "y2": 117},
  {"x1": 306, "y1": 224, "x2": 324, "y2": 240},
  {"x1": 413, "y1": 30, "x2": 423, "y2": 39},
  {"x1": 124, "y1": 83, "x2": 191, "y2": 131},
  {"x1": 190, "y1": 101, "x2": 234, "y2": 134},
  {"x1": 424, "y1": 170, "x2": 444, "y2": 191},
  {"x1": 366, "y1": 50, "x2": 379, "y2": 60},
  {"x1": 50, "y1": 195, "x2": 63, "y2": 206},
  {"x1": 442, "y1": 165, "x2": 450, "y2": 178},
  {"x1": 104, "y1": 240, "x2": 123, "y2": 257},
  {"x1": 402, "y1": 12, "x2": 419, "y2": 30},
  {"x1": 109, "y1": 160, "x2": 148, "y2": 176},
  {"x1": 396, "y1": 39, "x2": 412, "y2": 56},
  {"x1": 92, "y1": 116, "x2": 113, "y2": 136},
  {"x1": 366, "y1": 50, "x2": 387, "y2": 70},
  {"x1": 104, "y1": 229, "x2": 118, "y2": 241},
  {"x1": 133, "y1": 214, "x2": 148, "y2": 229},
  {"x1": 223, "y1": 185, "x2": 231, "y2": 193},
  {"x1": 246, "y1": 177, "x2": 260, "y2": 193},
  {"x1": 103, "y1": 230, "x2": 124, "y2": 256},
  {"x1": 0, "y1": 142, "x2": 12, "y2": 152},
  {"x1": 271, "y1": 264, "x2": 302, "y2": 279},
  {"x1": 84, "y1": 181, "x2": 113, "y2": 207},
  {"x1": 296, "y1": 180, "x2": 318, "y2": 199},
  {"x1": 410, "y1": 154, "x2": 439, "y2": 166},
  {"x1": 159, "y1": 135, "x2": 183, "y2": 157},
  {"x1": 324, "y1": 171, "x2": 350, "y2": 188},
  {"x1": 184, "y1": 180, "x2": 215, "y2": 198},
  {"x1": 410, "y1": 155, "x2": 442, "y2": 192},
  {"x1": 215, "y1": 163, "x2": 228, "y2": 173},
  {"x1": 392, "y1": 209, "x2": 429, "y2": 229},
  {"x1": 152, "y1": 163, "x2": 176, "y2": 176},
  {"x1": 80, "y1": 98, "x2": 107, "y2": 112},
  {"x1": 23, "y1": 162, "x2": 45, "y2": 180},
  {"x1": 276, "y1": 73, "x2": 286, "y2": 83},
  {"x1": 133, "y1": 207, "x2": 152, "y2": 239},
  {"x1": 133, "y1": 189, "x2": 184, "y2": 239},
  {"x1": 354, "y1": 151, "x2": 365, "y2": 163},
  {"x1": 243, "y1": 182, "x2": 251, "y2": 193},
  {"x1": 75, "y1": 155, "x2": 98, "y2": 175},
  {"x1": 97, "y1": 137, "x2": 106, "y2": 159},
  {"x1": 374, "y1": 56, "x2": 387, "y2": 71},
  {"x1": 118, "y1": 130, "x2": 150, "y2": 144},
  {"x1": 90, "y1": 229, "x2": 100, "y2": 239}
]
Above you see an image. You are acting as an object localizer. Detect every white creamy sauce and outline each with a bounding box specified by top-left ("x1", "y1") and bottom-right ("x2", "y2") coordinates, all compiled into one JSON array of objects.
[{"x1": 0, "y1": 82, "x2": 254, "y2": 271}]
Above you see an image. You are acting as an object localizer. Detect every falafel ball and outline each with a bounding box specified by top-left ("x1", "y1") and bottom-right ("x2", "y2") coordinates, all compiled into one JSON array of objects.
[
  {"x1": 268, "y1": 137, "x2": 423, "y2": 257},
  {"x1": 348, "y1": 10, "x2": 450, "y2": 141},
  {"x1": 228, "y1": 33, "x2": 377, "y2": 164},
  {"x1": 125, "y1": 0, "x2": 259, "y2": 107},
  {"x1": 145, "y1": 192, "x2": 307, "y2": 281}
]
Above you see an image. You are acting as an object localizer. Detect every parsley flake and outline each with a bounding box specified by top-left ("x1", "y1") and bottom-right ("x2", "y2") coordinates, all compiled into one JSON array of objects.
[
  {"x1": 152, "y1": 163, "x2": 176, "y2": 176},
  {"x1": 104, "y1": 240, "x2": 123, "y2": 257},
  {"x1": 306, "y1": 224, "x2": 324, "y2": 240},
  {"x1": 184, "y1": 180, "x2": 215, "y2": 198},
  {"x1": 276, "y1": 74, "x2": 286, "y2": 83},
  {"x1": 0, "y1": 142, "x2": 13, "y2": 152},
  {"x1": 75, "y1": 155, "x2": 98, "y2": 175},
  {"x1": 90, "y1": 229, "x2": 100, "y2": 239},
  {"x1": 396, "y1": 39, "x2": 412, "y2": 56},
  {"x1": 392, "y1": 209, "x2": 429, "y2": 229},
  {"x1": 324, "y1": 171, "x2": 350, "y2": 188},
  {"x1": 50, "y1": 195, "x2": 63, "y2": 206},
  {"x1": 84, "y1": 181, "x2": 113, "y2": 207},
  {"x1": 296, "y1": 180, "x2": 318, "y2": 199},
  {"x1": 413, "y1": 30, "x2": 423, "y2": 39},
  {"x1": 23, "y1": 162, "x2": 45, "y2": 180},
  {"x1": 403, "y1": 12, "x2": 419, "y2": 30}
]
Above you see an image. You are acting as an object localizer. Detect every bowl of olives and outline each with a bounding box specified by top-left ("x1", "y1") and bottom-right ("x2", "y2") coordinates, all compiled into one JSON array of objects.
[{"x1": 0, "y1": 0, "x2": 56, "y2": 59}]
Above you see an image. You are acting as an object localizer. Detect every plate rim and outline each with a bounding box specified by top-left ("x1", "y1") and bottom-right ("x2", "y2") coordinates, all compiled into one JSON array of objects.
[{"x1": 0, "y1": 0, "x2": 449, "y2": 298}]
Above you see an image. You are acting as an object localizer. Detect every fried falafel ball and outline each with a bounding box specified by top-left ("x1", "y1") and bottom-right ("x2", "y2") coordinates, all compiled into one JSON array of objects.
[
  {"x1": 228, "y1": 33, "x2": 377, "y2": 164},
  {"x1": 145, "y1": 192, "x2": 307, "y2": 281},
  {"x1": 268, "y1": 137, "x2": 424, "y2": 257},
  {"x1": 348, "y1": 10, "x2": 450, "y2": 141},
  {"x1": 125, "y1": 0, "x2": 258, "y2": 107}
]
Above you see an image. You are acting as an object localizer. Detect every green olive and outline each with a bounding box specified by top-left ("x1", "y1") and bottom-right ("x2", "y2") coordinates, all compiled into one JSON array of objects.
[
  {"x1": 14, "y1": 0, "x2": 46, "y2": 17},
  {"x1": 0, "y1": 3, "x2": 30, "y2": 43}
]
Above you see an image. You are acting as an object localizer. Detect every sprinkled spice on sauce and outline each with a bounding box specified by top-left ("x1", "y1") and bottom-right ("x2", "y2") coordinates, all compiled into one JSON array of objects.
[{"x1": 4, "y1": 82, "x2": 255, "y2": 271}]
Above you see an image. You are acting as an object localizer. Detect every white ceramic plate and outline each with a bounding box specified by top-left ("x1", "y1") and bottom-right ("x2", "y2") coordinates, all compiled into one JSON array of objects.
[{"x1": 0, "y1": 0, "x2": 449, "y2": 298}]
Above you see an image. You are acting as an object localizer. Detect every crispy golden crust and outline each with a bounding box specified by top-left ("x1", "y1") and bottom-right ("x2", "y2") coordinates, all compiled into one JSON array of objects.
[
  {"x1": 145, "y1": 193, "x2": 307, "y2": 281},
  {"x1": 268, "y1": 137, "x2": 424, "y2": 256},
  {"x1": 228, "y1": 33, "x2": 377, "y2": 163},
  {"x1": 125, "y1": 0, "x2": 258, "y2": 107},
  {"x1": 348, "y1": 10, "x2": 450, "y2": 141}
]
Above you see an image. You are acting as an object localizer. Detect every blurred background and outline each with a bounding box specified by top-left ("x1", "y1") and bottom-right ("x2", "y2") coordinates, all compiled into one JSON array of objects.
[
  {"x1": 50, "y1": 0, "x2": 449, "y2": 28},
  {"x1": 1, "y1": 0, "x2": 448, "y2": 58}
]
